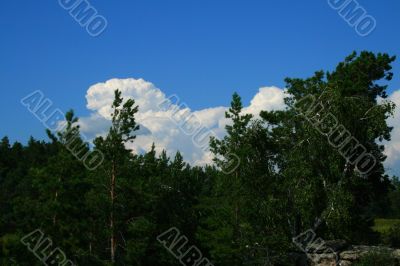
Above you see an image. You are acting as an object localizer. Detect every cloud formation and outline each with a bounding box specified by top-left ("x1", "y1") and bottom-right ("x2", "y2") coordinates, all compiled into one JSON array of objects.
[
  {"x1": 80, "y1": 78, "x2": 400, "y2": 175},
  {"x1": 81, "y1": 78, "x2": 286, "y2": 165}
]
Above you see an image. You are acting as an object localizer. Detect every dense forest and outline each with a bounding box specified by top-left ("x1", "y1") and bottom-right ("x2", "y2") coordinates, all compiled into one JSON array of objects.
[{"x1": 2, "y1": 51, "x2": 400, "y2": 265}]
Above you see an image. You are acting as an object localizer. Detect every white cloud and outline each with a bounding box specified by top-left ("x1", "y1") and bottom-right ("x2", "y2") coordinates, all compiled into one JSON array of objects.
[
  {"x1": 244, "y1": 86, "x2": 286, "y2": 116},
  {"x1": 384, "y1": 90, "x2": 400, "y2": 177},
  {"x1": 80, "y1": 78, "x2": 400, "y2": 173},
  {"x1": 86, "y1": 78, "x2": 166, "y2": 118},
  {"x1": 80, "y1": 78, "x2": 286, "y2": 165}
]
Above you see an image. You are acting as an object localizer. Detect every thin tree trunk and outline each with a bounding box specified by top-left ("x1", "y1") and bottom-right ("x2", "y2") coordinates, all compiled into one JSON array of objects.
[
  {"x1": 110, "y1": 162, "x2": 116, "y2": 263},
  {"x1": 234, "y1": 170, "x2": 239, "y2": 241},
  {"x1": 53, "y1": 176, "x2": 61, "y2": 226},
  {"x1": 53, "y1": 190, "x2": 58, "y2": 225}
]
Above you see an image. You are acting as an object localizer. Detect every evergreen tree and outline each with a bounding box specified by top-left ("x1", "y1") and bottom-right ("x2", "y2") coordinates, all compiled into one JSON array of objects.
[{"x1": 92, "y1": 89, "x2": 139, "y2": 263}]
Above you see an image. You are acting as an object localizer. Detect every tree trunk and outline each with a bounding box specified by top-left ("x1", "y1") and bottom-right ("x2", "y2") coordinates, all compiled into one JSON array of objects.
[
  {"x1": 53, "y1": 176, "x2": 61, "y2": 226},
  {"x1": 110, "y1": 162, "x2": 116, "y2": 263},
  {"x1": 53, "y1": 190, "x2": 58, "y2": 226},
  {"x1": 234, "y1": 170, "x2": 240, "y2": 242}
]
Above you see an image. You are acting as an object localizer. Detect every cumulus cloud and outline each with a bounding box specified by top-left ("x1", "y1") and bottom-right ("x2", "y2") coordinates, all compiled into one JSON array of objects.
[
  {"x1": 79, "y1": 77, "x2": 400, "y2": 173},
  {"x1": 86, "y1": 78, "x2": 167, "y2": 118},
  {"x1": 244, "y1": 86, "x2": 286, "y2": 116},
  {"x1": 80, "y1": 78, "x2": 286, "y2": 165}
]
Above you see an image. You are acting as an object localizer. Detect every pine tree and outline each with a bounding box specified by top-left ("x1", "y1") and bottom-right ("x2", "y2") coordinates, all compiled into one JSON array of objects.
[{"x1": 93, "y1": 89, "x2": 139, "y2": 263}]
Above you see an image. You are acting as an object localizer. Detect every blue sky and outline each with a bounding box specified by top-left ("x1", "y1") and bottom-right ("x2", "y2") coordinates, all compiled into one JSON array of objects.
[{"x1": 1, "y1": 0, "x2": 399, "y2": 145}]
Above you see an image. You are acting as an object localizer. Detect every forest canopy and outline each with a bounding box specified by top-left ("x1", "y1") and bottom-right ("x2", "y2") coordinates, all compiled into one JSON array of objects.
[{"x1": 1, "y1": 51, "x2": 399, "y2": 265}]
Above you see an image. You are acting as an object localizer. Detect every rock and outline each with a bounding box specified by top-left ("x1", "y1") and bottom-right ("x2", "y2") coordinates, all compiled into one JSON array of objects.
[
  {"x1": 299, "y1": 241, "x2": 400, "y2": 265},
  {"x1": 339, "y1": 250, "x2": 360, "y2": 261},
  {"x1": 308, "y1": 253, "x2": 338, "y2": 266},
  {"x1": 307, "y1": 240, "x2": 348, "y2": 254},
  {"x1": 392, "y1": 249, "x2": 400, "y2": 258}
]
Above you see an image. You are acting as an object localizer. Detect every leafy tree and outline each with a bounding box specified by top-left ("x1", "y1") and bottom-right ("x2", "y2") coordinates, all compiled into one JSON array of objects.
[
  {"x1": 0, "y1": 51, "x2": 398, "y2": 265},
  {"x1": 261, "y1": 51, "x2": 396, "y2": 243}
]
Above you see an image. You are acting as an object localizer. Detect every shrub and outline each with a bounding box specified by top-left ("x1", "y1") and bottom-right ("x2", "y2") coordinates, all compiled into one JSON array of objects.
[
  {"x1": 353, "y1": 251, "x2": 399, "y2": 266},
  {"x1": 382, "y1": 223, "x2": 400, "y2": 248}
]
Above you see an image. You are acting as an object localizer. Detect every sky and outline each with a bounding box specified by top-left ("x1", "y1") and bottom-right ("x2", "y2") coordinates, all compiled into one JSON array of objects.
[{"x1": 1, "y1": 0, "x2": 400, "y2": 173}]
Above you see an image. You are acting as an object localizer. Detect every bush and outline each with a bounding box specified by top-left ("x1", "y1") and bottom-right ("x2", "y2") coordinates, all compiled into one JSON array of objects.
[
  {"x1": 382, "y1": 223, "x2": 400, "y2": 248},
  {"x1": 353, "y1": 251, "x2": 399, "y2": 266},
  {"x1": 373, "y1": 219, "x2": 400, "y2": 234}
]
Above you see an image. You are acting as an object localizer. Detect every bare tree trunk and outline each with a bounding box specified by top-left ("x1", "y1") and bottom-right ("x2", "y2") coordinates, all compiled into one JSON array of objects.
[
  {"x1": 110, "y1": 162, "x2": 116, "y2": 263},
  {"x1": 53, "y1": 176, "x2": 61, "y2": 226},
  {"x1": 53, "y1": 191, "x2": 58, "y2": 226}
]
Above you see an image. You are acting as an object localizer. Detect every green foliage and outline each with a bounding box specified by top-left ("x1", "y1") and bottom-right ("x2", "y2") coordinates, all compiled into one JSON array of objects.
[
  {"x1": 261, "y1": 51, "x2": 396, "y2": 244},
  {"x1": 380, "y1": 222, "x2": 400, "y2": 248},
  {"x1": 388, "y1": 177, "x2": 400, "y2": 218},
  {"x1": 0, "y1": 52, "x2": 398, "y2": 265},
  {"x1": 353, "y1": 251, "x2": 399, "y2": 266},
  {"x1": 372, "y1": 219, "x2": 400, "y2": 248},
  {"x1": 373, "y1": 219, "x2": 400, "y2": 234}
]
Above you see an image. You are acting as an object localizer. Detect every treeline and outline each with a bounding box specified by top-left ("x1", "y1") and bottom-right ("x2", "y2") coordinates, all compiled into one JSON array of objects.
[{"x1": 0, "y1": 51, "x2": 399, "y2": 265}]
